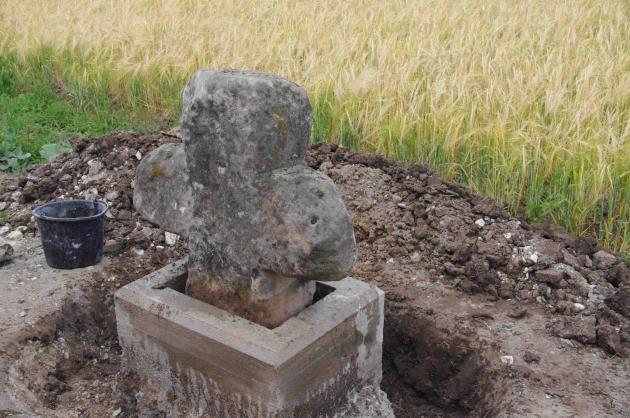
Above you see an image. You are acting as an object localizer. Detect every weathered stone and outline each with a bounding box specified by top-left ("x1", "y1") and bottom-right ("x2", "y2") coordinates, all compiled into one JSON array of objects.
[
  {"x1": 133, "y1": 143, "x2": 193, "y2": 236},
  {"x1": 608, "y1": 262, "x2": 630, "y2": 287},
  {"x1": 560, "y1": 249, "x2": 581, "y2": 269},
  {"x1": 523, "y1": 351, "x2": 540, "y2": 363},
  {"x1": 535, "y1": 268, "x2": 566, "y2": 287},
  {"x1": 574, "y1": 236, "x2": 598, "y2": 255},
  {"x1": 0, "y1": 240, "x2": 13, "y2": 263},
  {"x1": 180, "y1": 70, "x2": 356, "y2": 327},
  {"x1": 333, "y1": 386, "x2": 395, "y2": 418},
  {"x1": 553, "y1": 316, "x2": 596, "y2": 345},
  {"x1": 555, "y1": 263, "x2": 590, "y2": 297},
  {"x1": 596, "y1": 324, "x2": 625, "y2": 355},
  {"x1": 605, "y1": 286, "x2": 630, "y2": 317},
  {"x1": 6, "y1": 230, "x2": 23, "y2": 241},
  {"x1": 593, "y1": 250, "x2": 617, "y2": 270}
]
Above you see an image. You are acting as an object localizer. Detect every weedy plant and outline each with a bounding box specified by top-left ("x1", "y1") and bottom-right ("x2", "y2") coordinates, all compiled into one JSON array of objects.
[{"x1": 0, "y1": 0, "x2": 628, "y2": 255}]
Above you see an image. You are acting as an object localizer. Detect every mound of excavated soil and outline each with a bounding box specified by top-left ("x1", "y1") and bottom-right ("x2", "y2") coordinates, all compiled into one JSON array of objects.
[{"x1": 0, "y1": 131, "x2": 628, "y2": 417}]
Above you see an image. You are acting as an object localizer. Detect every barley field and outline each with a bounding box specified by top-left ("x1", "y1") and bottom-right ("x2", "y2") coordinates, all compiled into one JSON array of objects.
[{"x1": 1, "y1": 0, "x2": 629, "y2": 255}]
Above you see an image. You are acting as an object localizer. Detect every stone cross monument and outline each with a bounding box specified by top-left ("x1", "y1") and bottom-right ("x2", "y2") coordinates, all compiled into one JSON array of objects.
[
  {"x1": 135, "y1": 70, "x2": 357, "y2": 327},
  {"x1": 121, "y1": 70, "x2": 391, "y2": 417}
]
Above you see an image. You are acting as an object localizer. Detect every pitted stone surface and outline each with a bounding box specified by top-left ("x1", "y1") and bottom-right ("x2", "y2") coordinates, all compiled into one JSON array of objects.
[
  {"x1": 171, "y1": 70, "x2": 357, "y2": 327},
  {"x1": 133, "y1": 143, "x2": 193, "y2": 236}
]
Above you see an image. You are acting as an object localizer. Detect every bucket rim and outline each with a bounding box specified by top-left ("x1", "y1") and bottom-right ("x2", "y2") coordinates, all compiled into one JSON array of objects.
[{"x1": 33, "y1": 199, "x2": 109, "y2": 223}]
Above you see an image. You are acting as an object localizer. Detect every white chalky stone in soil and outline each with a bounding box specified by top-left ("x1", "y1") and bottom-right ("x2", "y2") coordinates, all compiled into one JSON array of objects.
[
  {"x1": 165, "y1": 232, "x2": 179, "y2": 246},
  {"x1": 6, "y1": 230, "x2": 23, "y2": 240}
]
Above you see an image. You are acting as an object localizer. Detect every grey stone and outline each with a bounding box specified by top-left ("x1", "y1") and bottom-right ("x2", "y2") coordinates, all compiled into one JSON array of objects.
[
  {"x1": 133, "y1": 143, "x2": 194, "y2": 236},
  {"x1": 535, "y1": 268, "x2": 566, "y2": 287},
  {"x1": 0, "y1": 241, "x2": 13, "y2": 263},
  {"x1": 555, "y1": 263, "x2": 590, "y2": 297},
  {"x1": 105, "y1": 190, "x2": 119, "y2": 201},
  {"x1": 180, "y1": 70, "x2": 356, "y2": 327},
  {"x1": 561, "y1": 249, "x2": 581, "y2": 269},
  {"x1": 333, "y1": 386, "x2": 395, "y2": 418},
  {"x1": 554, "y1": 316, "x2": 596, "y2": 344},
  {"x1": 6, "y1": 230, "x2": 23, "y2": 241},
  {"x1": 592, "y1": 250, "x2": 617, "y2": 269}
]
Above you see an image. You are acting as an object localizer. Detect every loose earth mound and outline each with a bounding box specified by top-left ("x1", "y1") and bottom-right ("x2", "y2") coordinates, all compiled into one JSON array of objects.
[{"x1": 0, "y1": 131, "x2": 628, "y2": 417}]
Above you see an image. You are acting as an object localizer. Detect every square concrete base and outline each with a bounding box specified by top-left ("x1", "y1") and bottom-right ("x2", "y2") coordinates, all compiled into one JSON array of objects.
[{"x1": 114, "y1": 258, "x2": 384, "y2": 418}]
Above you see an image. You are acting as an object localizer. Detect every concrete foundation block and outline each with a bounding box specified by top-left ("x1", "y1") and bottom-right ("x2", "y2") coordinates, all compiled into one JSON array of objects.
[{"x1": 114, "y1": 258, "x2": 386, "y2": 417}]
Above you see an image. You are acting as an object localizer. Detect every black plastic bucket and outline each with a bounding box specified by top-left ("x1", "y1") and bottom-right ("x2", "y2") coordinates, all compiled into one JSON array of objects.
[{"x1": 33, "y1": 200, "x2": 108, "y2": 269}]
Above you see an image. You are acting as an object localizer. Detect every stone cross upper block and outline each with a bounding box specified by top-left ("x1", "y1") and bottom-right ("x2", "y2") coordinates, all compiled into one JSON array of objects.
[
  {"x1": 135, "y1": 70, "x2": 356, "y2": 326},
  {"x1": 181, "y1": 70, "x2": 356, "y2": 283},
  {"x1": 182, "y1": 70, "x2": 311, "y2": 176}
]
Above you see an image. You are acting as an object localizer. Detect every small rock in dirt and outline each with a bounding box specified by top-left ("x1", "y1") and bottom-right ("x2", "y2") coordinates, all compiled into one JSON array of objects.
[
  {"x1": 608, "y1": 263, "x2": 630, "y2": 287},
  {"x1": 22, "y1": 178, "x2": 56, "y2": 202},
  {"x1": 596, "y1": 324, "x2": 625, "y2": 355},
  {"x1": 0, "y1": 225, "x2": 10, "y2": 235},
  {"x1": 0, "y1": 242, "x2": 14, "y2": 263},
  {"x1": 165, "y1": 231, "x2": 179, "y2": 246},
  {"x1": 555, "y1": 264, "x2": 590, "y2": 296},
  {"x1": 572, "y1": 303, "x2": 585, "y2": 312},
  {"x1": 535, "y1": 268, "x2": 566, "y2": 287},
  {"x1": 413, "y1": 224, "x2": 428, "y2": 239},
  {"x1": 104, "y1": 239, "x2": 123, "y2": 255},
  {"x1": 128, "y1": 228, "x2": 151, "y2": 247},
  {"x1": 536, "y1": 222, "x2": 576, "y2": 247},
  {"x1": 105, "y1": 190, "x2": 120, "y2": 201},
  {"x1": 474, "y1": 218, "x2": 485, "y2": 228},
  {"x1": 508, "y1": 306, "x2": 528, "y2": 319},
  {"x1": 523, "y1": 351, "x2": 540, "y2": 363},
  {"x1": 444, "y1": 262, "x2": 464, "y2": 276},
  {"x1": 401, "y1": 211, "x2": 414, "y2": 225},
  {"x1": 605, "y1": 287, "x2": 630, "y2": 317},
  {"x1": 6, "y1": 230, "x2": 23, "y2": 241},
  {"x1": 19, "y1": 311, "x2": 27, "y2": 317},
  {"x1": 553, "y1": 316, "x2": 597, "y2": 345},
  {"x1": 10, "y1": 211, "x2": 30, "y2": 226},
  {"x1": 83, "y1": 187, "x2": 99, "y2": 200},
  {"x1": 473, "y1": 198, "x2": 509, "y2": 218},
  {"x1": 574, "y1": 236, "x2": 598, "y2": 255},
  {"x1": 593, "y1": 250, "x2": 617, "y2": 270},
  {"x1": 578, "y1": 254, "x2": 593, "y2": 268},
  {"x1": 111, "y1": 408, "x2": 122, "y2": 417},
  {"x1": 500, "y1": 355, "x2": 514, "y2": 365},
  {"x1": 0, "y1": 202, "x2": 6, "y2": 211},
  {"x1": 87, "y1": 159, "x2": 104, "y2": 176},
  {"x1": 10, "y1": 191, "x2": 22, "y2": 202},
  {"x1": 561, "y1": 249, "x2": 581, "y2": 269}
]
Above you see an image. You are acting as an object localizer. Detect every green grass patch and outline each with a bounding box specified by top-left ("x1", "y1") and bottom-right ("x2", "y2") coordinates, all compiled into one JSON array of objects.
[{"x1": 0, "y1": 53, "x2": 169, "y2": 171}]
